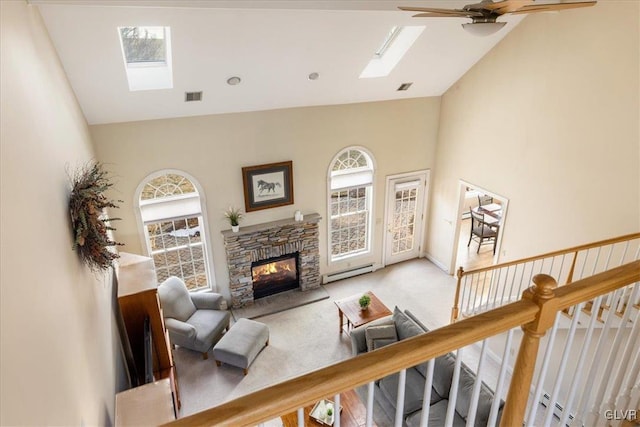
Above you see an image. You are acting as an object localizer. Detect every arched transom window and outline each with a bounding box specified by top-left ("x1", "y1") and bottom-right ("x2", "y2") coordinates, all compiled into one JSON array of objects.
[
  {"x1": 328, "y1": 148, "x2": 375, "y2": 261},
  {"x1": 137, "y1": 172, "x2": 211, "y2": 290}
]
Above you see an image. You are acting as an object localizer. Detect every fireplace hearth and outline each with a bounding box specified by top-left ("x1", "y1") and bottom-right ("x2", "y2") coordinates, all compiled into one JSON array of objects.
[{"x1": 251, "y1": 253, "x2": 299, "y2": 299}]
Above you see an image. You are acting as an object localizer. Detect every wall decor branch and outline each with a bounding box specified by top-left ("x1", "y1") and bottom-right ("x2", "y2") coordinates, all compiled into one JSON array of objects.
[{"x1": 69, "y1": 162, "x2": 123, "y2": 271}]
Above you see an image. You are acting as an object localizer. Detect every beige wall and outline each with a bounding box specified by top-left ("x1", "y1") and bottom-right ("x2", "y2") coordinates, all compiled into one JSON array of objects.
[
  {"x1": 0, "y1": 2, "x2": 120, "y2": 425},
  {"x1": 427, "y1": 1, "x2": 640, "y2": 269},
  {"x1": 90, "y1": 98, "x2": 440, "y2": 299}
]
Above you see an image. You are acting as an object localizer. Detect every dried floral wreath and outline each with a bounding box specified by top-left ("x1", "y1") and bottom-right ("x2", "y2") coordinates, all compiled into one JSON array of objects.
[{"x1": 69, "y1": 162, "x2": 123, "y2": 271}]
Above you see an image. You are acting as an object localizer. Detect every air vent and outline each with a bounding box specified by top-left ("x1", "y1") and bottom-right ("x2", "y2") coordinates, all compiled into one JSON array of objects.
[
  {"x1": 185, "y1": 91, "x2": 203, "y2": 102},
  {"x1": 397, "y1": 82, "x2": 413, "y2": 91}
]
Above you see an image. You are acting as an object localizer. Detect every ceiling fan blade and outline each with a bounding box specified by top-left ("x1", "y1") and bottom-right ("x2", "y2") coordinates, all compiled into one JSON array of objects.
[
  {"x1": 412, "y1": 12, "x2": 477, "y2": 18},
  {"x1": 399, "y1": 6, "x2": 483, "y2": 18},
  {"x1": 480, "y1": 0, "x2": 535, "y2": 14},
  {"x1": 399, "y1": 6, "x2": 469, "y2": 15},
  {"x1": 508, "y1": 1, "x2": 596, "y2": 14}
]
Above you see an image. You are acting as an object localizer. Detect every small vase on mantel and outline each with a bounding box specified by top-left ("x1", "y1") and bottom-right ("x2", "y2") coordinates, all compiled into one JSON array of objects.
[
  {"x1": 294, "y1": 210, "x2": 303, "y2": 222},
  {"x1": 231, "y1": 225, "x2": 240, "y2": 233}
]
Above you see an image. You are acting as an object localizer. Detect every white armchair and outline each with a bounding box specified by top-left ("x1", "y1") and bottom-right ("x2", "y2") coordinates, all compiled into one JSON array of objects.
[{"x1": 157, "y1": 276, "x2": 230, "y2": 359}]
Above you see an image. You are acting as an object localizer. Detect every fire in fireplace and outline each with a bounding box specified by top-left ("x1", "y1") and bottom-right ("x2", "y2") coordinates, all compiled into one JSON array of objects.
[{"x1": 251, "y1": 253, "x2": 299, "y2": 299}]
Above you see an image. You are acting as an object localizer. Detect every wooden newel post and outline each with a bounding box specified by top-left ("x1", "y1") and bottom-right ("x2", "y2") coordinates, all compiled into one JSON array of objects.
[
  {"x1": 451, "y1": 267, "x2": 464, "y2": 323},
  {"x1": 500, "y1": 274, "x2": 559, "y2": 427}
]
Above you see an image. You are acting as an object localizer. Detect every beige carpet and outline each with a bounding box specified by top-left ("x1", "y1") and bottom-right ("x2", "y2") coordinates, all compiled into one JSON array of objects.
[{"x1": 173, "y1": 258, "x2": 458, "y2": 418}]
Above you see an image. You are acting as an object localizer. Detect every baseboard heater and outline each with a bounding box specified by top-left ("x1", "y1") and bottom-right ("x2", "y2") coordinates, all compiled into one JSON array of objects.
[
  {"x1": 323, "y1": 264, "x2": 374, "y2": 284},
  {"x1": 541, "y1": 392, "x2": 574, "y2": 425}
]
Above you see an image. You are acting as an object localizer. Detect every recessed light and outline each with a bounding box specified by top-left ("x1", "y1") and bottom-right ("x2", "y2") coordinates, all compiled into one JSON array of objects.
[
  {"x1": 308, "y1": 72, "x2": 319, "y2": 80},
  {"x1": 397, "y1": 82, "x2": 413, "y2": 91},
  {"x1": 227, "y1": 76, "x2": 241, "y2": 85}
]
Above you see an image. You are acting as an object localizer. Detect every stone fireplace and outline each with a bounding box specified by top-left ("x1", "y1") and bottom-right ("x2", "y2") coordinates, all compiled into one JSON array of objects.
[{"x1": 221, "y1": 213, "x2": 321, "y2": 308}]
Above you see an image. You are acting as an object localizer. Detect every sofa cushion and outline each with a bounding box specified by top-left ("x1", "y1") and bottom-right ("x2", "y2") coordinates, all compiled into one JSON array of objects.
[
  {"x1": 372, "y1": 337, "x2": 398, "y2": 350},
  {"x1": 430, "y1": 353, "x2": 456, "y2": 399},
  {"x1": 365, "y1": 324, "x2": 398, "y2": 352},
  {"x1": 405, "y1": 399, "x2": 466, "y2": 427},
  {"x1": 455, "y1": 363, "x2": 500, "y2": 426},
  {"x1": 392, "y1": 306, "x2": 424, "y2": 341},
  {"x1": 379, "y1": 368, "x2": 433, "y2": 416}
]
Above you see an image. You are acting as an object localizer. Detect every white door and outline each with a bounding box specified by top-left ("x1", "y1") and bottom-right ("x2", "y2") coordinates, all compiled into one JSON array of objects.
[{"x1": 384, "y1": 172, "x2": 428, "y2": 266}]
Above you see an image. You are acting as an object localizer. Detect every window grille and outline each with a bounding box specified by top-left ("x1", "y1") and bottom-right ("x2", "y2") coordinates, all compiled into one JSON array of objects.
[
  {"x1": 328, "y1": 148, "x2": 375, "y2": 261},
  {"x1": 137, "y1": 172, "x2": 210, "y2": 290}
]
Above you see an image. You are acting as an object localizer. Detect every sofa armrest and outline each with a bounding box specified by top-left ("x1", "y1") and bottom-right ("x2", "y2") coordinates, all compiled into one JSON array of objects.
[
  {"x1": 350, "y1": 315, "x2": 395, "y2": 356},
  {"x1": 164, "y1": 318, "x2": 197, "y2": 340},
  {"x1": 191, "y1": 291, "x2": 225, "y2": 310}
]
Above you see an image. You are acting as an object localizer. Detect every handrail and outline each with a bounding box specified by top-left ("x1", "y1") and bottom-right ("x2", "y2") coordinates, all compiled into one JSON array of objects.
[
  {"x1": 451, "y1": 232, "x2": 640, "y2": 322},
  {"x1": 461, "y1": 232, "x2": 640, "y2": 276},
  {"x1": 165, "y1": 260, "x2": 640, "y2": 427}
]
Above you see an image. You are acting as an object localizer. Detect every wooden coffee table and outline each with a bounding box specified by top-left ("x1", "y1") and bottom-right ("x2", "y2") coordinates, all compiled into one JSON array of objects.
[
  {"x1": 280, "y1": 389, "x2": 375, "y2": 427},
  {"x1": 334, "y1": 291, "x2": 392, "y2": 334}
]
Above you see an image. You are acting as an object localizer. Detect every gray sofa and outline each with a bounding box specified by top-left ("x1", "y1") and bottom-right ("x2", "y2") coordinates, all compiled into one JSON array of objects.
[{"x1": 350, "y1": 307, "x2": 502, "y2": 426}]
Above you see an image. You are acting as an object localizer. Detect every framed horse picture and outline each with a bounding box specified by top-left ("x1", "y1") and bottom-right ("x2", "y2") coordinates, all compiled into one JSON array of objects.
[{"x1": 242, "y1": 160, "x2": 294, "y2": 212}]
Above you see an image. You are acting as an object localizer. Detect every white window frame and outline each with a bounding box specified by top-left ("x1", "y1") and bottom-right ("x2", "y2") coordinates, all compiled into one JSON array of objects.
[
  {"x1": 327, "y1": 146, "x2": 376, "y2": 263},
  {"x1": 134, "y1": 169, "x2": 217, "y2": 291}
]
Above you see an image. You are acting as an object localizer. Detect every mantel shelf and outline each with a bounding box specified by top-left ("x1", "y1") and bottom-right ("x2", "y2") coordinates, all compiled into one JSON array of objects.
[{"x1": 221, "y1": 213, "x2": 321, "y2": 238}]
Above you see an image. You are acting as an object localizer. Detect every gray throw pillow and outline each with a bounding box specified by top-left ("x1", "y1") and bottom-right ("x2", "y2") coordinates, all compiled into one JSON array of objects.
[
  {"x1": 392, "y1": 306, "x2": 424, "y2": 340},
  {"x1": 365, "y1": 324, "x2": 398, "y2": 352}
]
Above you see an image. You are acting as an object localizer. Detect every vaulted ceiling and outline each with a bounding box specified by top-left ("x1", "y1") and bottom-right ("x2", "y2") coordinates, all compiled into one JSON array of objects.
[{"x1": 35, "y1": 1, "x2": 525, "y2": 125}]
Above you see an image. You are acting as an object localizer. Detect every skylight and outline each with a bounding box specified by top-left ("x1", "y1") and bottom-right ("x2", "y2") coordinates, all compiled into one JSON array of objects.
[
  {"x1": 118, "y1": 26, "x2": 173, "y2": 91},
  {"x1": 120, "y1": 26, "x2": 166, "y2": 64},
  {"x1": 360, "y1": 26, "x2": 425, "y2": 79}
]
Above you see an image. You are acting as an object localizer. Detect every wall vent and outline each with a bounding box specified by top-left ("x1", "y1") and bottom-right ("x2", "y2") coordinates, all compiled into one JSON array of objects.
[
  {"x1": 397, "y1": 82, "x2": 413, "y2": 91},
  {"x1": 185, "y1": 91, "x2": 203, "y2": 102}
]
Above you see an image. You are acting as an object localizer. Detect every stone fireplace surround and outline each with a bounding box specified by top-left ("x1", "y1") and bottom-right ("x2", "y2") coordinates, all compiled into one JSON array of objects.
[{"x1": 221, "y1": 213, "x2": 321, "y2": 308}]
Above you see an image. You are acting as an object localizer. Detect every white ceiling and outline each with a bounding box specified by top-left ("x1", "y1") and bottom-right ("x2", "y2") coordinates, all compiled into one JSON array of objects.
[{"x1": 35, "y1": 1, "x2": 525, "y2": 125}]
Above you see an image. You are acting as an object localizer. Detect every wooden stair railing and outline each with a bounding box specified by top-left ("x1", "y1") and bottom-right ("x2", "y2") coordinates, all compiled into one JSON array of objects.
[
  {"x1": 452, "y1": 232, "x2": 640, "y2": 322},
  {"x1": 165, "y1": 260, "x2": 640, "y2": 427}
]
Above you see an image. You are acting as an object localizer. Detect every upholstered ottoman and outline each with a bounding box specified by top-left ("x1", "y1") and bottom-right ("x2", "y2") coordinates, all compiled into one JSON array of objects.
[{"x1": 213, "y1": 318, "x2": 269, "y2": 375}]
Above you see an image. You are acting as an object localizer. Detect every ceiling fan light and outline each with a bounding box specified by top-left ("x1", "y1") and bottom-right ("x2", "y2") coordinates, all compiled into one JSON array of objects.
[{"x1": 462, "y1": 22, "x2": 506, "y2": 37}]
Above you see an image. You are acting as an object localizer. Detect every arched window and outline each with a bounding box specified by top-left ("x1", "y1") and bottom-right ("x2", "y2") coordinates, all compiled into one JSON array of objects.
[
  {"x1": 328, "y1": 147, "x2": 375, "y2": 261},
  {"x1": 136, "y1": 171, "x2": 213, "y2": 290}
]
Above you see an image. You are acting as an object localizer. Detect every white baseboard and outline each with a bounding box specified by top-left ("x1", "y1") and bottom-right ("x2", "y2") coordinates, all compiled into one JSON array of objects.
[{"x1": 424, "y1": 253, "x2": 450, "y2": 273}]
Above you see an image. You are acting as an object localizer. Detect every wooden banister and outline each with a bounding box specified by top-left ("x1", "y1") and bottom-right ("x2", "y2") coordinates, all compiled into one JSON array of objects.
[
  {"x1": 166, "y1": 300, "x2": 539, "y2": 427},
  {"x1": 460, "y1": 233, "x2": 640, "y2": 277},
  {"x1": 452, "y1": 233, "x2": 640, "y2": 322},
  {"x1": 167, "y1": 261, "x2": 639, "y2": 427}
]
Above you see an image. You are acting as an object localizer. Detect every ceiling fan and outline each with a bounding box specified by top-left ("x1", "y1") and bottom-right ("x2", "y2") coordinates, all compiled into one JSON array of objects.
[{"x1": 399, "y1": 0, "x2": 597, "y2": 36}]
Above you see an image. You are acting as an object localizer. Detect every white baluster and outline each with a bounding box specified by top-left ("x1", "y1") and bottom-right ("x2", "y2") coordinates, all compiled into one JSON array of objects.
[
  {"x1": 366, "y1": 381, "x2": 374, "y2": 427},
  {"x1": 574, "y1": 287, "x2": 626, "y2": 426},
  {"x1": 603, "y1": 290, "x2": 640, "y2": 416},
  {"x1": 559, "y1": 297, "x2": 603, "y2": 427},
  {"x1": 488, "y1": 329, "x2": 514, "y2": 427},
  {"x1": 499, "y1": 265, "x2": 511, "y2": 307},
  {"x1": 420, "y1": 359, "x2": 435, "y2": 427},
  {"x1": 590, "y1": 284, "x2": 640, "y2": 424},
  {"x1": 542, "y1": 301, "x2": 584, "y2": 426},
  {"x1": 460, "y1": 275, "x2": 469, "y2": 318},
  {"x1": 445, "y1": 349, "x2": 463, "y2": 427},
  {"x1": 395, "y1": 369, "x2": 407, "y2": 427},
  {"x1": 334, "y1": 393, "x2": 341, "y2": 427},
  {"x1": 297, "y1": 407, "x2": 304, "y2": 427},
  {"x1": 490, "y1": 268, "x2": 502, "y2": 309},
  {"x1": 465, "y1": 340, "x2": 488, "y2": 427},
  {"x1": 525, "y1": 312, "x2": 561, "y2": 426}
]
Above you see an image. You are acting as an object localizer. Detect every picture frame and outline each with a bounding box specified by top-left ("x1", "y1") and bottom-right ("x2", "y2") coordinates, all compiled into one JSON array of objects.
[{"x1": 242, "y1": 161, "x2": 294, "y2": 212}]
